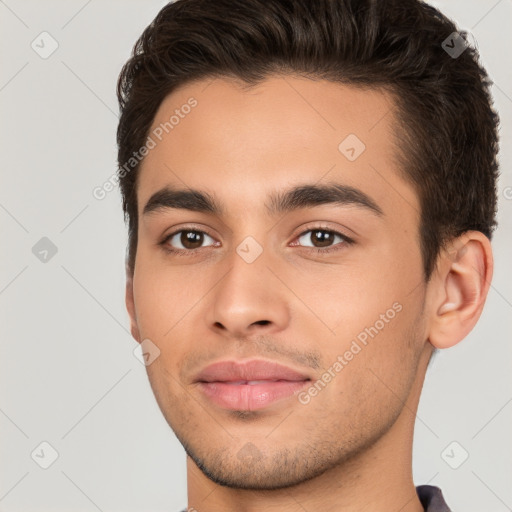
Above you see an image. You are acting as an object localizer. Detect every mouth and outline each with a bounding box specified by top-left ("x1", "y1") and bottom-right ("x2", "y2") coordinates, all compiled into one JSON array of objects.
[{"x1": 194, "y1": 359, "x2": 312, "y2": 411}]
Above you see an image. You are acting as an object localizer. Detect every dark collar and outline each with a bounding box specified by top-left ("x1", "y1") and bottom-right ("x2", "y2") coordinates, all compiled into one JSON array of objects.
[
  {"x1": 178, "y1": 484, "x2": 452, "y2": 512},
  {"x1": 417, "y1": 485, "x2": 452, "y2": 511}
]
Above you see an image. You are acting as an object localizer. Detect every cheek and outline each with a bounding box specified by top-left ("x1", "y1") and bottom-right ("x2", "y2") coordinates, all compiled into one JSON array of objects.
[
  {"x1": 285, "y1": 238, "x2": 421, "y2": 335},
  {"x1": 342, "y1": 296, "x2": 423, "y2": 403},
  {"x1": 132, "y1": 262, "x2": 205, "y2": 339},
  {"x1": 284, "y1": 262, "x2": 405, "y2": 341},
  {"x1": 301, "y1": 306, "x2": 422, "y2": 441},
  {"x1": 295, "y1": 264, "x2": 424, "y2": 396},
  {"x1": 132, "y1": 274, "x2": 169, "y2": 337}
]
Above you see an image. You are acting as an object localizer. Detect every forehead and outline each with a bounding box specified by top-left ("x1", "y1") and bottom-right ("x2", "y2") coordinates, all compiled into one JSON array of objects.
[{"x1": 136, "y1": 75, "x2": 419, "y2": 225}]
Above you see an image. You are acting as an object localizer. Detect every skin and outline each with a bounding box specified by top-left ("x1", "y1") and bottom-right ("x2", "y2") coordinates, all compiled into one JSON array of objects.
[{"x1": 125, "y1": 75, "x2": 493, "y2": 511}]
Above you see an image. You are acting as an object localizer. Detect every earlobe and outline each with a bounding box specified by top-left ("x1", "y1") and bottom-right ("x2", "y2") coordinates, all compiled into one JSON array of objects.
[
  {"x1": 125, "y1": 265, "x2": 141, "y2": 343},
  {"x1": 429, "y1": 231, "x2": 493, "y2": 349}
]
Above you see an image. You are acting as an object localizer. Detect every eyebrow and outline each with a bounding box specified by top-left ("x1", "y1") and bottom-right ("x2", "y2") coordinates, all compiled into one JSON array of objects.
[{"x1": 142, "y1": 183, "x2": 383, "y2": 217}]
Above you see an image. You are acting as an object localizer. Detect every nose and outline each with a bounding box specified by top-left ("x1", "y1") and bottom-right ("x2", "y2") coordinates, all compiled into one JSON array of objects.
[{"x1": 206, "y1": 244, "x2": 290, "y2": 339}]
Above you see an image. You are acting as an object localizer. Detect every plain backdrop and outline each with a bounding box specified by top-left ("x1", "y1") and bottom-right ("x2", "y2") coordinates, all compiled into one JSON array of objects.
[{"x1": 1, "y1": 1, "x2": 511, "y2": 511}]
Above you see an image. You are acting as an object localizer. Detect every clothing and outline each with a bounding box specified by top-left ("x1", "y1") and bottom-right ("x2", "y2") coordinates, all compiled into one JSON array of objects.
[
  {"x1": 417, "y1": 485, "x2": 452, "y2": 511},
  {"x1": 179, "y1": 484, "x2": 452, "y2": 511}
]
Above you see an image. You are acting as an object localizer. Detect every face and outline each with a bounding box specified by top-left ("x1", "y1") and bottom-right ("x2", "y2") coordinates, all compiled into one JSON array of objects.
[{"x1": 128, "y1": 75, "x2": 432, "y2": 490}]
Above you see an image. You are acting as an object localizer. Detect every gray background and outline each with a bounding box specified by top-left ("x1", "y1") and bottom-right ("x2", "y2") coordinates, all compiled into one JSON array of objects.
[{"x1": 0, "y1": 0, "x2": 510, "y2": 510}]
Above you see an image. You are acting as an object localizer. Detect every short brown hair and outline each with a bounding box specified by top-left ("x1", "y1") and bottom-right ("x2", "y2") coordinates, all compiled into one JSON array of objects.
[{"x1": 116, "y1": 0, "x2": 500, "y2": 278}]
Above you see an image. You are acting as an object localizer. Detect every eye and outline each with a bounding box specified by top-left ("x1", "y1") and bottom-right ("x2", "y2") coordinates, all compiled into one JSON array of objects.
[
  {"x1": 163, "y1": 229, "x2": 217, "y2": 252},
  {"x1": 160, "y1": 226, "x2": 353, "y2": 257},
  {"x1": 294, "y1": 228, "x2": 353, "y2": 253}
]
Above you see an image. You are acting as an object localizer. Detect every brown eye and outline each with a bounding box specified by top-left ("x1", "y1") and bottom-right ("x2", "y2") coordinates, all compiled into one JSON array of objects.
[
  {"x1": 166, "y1": 230, "x2": 215, "y2": 251},
  {"x1": 181, "y1": 231, "x2": 204, "y2": 249},
  {"x1": 297, "y1": 229, "x2": 344, "y2": 249}
]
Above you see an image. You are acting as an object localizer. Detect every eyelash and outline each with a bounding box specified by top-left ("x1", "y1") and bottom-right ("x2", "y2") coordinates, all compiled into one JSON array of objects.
[{"x1": 160, "y1": 224, "x2": 354, "y2": 258}]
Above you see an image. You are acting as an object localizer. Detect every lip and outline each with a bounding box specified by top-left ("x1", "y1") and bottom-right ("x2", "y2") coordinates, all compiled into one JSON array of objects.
[{"x1": 194, "y1": 359, "x2": 311, "y2": 411}]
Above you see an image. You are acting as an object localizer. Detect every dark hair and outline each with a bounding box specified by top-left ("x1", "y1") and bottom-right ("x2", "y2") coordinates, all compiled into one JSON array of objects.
[{"x1": 116, "y1": 0, "x2": 499, "y2": 279}]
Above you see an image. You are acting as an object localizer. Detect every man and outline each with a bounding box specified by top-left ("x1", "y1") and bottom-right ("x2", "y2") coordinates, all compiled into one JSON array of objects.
[{"x1": 116, "y1": 0, "x2": 499, "y2": 510}]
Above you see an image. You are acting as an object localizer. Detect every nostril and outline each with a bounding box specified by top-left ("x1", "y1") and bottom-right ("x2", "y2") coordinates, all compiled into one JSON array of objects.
[{"x1": 253, "y1": 320, "x2": 270, "y2": 326}]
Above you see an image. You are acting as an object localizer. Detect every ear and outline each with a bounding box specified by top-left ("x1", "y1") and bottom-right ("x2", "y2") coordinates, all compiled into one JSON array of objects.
[
  {"x1": 125, "y1": 263, "x2": 141, "y2": 343},
  {"x1": 428, "y1": 231, "x2": 493, "y2": 349}
]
